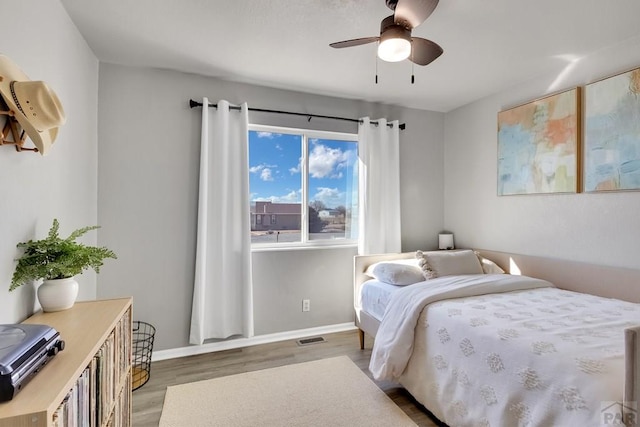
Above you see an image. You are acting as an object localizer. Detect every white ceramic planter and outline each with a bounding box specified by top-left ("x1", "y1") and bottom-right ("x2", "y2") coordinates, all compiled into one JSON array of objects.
[{"x1": 37, "y1": 277, "x2": 79, "y2": 312}]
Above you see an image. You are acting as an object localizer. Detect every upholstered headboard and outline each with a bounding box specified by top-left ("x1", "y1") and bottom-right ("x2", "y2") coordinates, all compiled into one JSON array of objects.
[
  {"x1": 354, "y1": 249, "x2": 640, "y2": 304},
  {"x1": 475, "y1": 249, "x2": 640, "y2": 304}
]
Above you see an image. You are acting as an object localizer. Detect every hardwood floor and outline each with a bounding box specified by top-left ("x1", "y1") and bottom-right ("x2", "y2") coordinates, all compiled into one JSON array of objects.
[{"x1": 132, "y1": 330, "x2": 443, "y2": 426}]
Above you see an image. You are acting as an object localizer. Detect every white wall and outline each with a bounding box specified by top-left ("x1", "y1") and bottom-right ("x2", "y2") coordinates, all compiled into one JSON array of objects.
[
  {"x1": 444, "y1": 35, "x2": 640, "y2": 269},
  {"x1": 0, "y1": 1, "x2": 99, "y2": 323},
  {"x1": 96, "y1": 63, "x2": 444, "y2": 350}
]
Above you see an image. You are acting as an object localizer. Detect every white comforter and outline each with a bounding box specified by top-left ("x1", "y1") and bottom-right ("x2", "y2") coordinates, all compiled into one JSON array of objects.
[
  {"x1": 370, "y1": 274, "x2": 552, "y2": 381},
  {"x1": 369, "y1": 274, "x2": 640, "y2": 427}
]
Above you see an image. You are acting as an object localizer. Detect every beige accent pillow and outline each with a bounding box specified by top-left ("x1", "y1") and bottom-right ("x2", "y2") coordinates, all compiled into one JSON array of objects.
[
  {"x1": 416, "y1": 249, "x2": 484, "y2": 279},
  {"x1": 365, "y1": 259, "x2": 424, "y2": 286},
  {"x1": 474, "y1": 251, "x2": 506, "y2": 274}
]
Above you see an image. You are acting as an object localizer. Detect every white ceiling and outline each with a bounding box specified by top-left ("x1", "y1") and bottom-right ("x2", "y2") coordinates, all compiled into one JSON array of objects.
[{"x1": 61, "y1": 0, "x2": 640, "y2": 112}]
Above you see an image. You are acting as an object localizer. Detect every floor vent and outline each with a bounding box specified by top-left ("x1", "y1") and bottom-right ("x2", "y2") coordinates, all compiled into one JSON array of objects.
[{"x1": 296, "y1": 336, "x2": 326, "y2": 346}]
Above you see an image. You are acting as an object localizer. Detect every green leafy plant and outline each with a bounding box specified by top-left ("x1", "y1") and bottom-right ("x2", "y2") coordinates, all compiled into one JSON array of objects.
[{"x1": 9, "y1": 219, "x2": 117, "y2": 291}]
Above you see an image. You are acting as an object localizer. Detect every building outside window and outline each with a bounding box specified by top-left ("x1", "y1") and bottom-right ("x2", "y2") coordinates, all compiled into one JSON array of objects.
[{"x1": 248, "y1": 125, "x2": 358, "y2": 246}]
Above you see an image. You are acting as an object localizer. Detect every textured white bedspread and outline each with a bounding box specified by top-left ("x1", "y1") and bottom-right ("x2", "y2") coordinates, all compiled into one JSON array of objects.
[
  {"x1": 369, "y1": 274, "x2": 640, "y2": 426},
  {"x1": 370, "y1": 274, "x2": 552, "y2": 381}
]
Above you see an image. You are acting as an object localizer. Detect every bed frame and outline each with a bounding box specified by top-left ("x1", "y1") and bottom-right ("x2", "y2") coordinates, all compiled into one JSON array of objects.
[{"x1": 354, "y1": 248, "x2": 640, "y2": 417}]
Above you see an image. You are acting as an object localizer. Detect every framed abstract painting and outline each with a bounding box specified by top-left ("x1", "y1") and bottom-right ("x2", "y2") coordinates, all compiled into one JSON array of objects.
[
  {"x1": 497, "y1": 88, "x2": 581, "y2": 195},
  {"x1": 584, "y1": 67, "x2": 640, "y2": 192}
]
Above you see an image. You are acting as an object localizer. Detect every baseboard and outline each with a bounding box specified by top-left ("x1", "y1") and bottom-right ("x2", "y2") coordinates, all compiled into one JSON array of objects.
[{"x1": 151, "y1": 322, "x2": 357, "y2": 361}]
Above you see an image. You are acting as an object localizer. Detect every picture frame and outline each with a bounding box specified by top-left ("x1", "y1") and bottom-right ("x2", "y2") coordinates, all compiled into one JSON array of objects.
[
  {"x1": 497, "y1": 87, "x2": 581, "y2": 196},
  {"x1": 584, "y1": 67, "x2": 640, "y2": 192}
]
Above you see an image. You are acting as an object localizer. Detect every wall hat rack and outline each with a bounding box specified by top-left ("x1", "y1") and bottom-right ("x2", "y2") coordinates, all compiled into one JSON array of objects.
[{"x1": 0, "y1": 55, "x2": 66, "y2": 155}]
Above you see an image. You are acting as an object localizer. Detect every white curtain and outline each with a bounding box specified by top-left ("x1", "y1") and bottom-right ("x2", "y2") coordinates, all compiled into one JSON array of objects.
[
  {"x1": 189, "y1": 98, "x2": 254, "y2": 345},
  {"x1": 357, "y1": 117, "x2": 402, "y2": 255}
]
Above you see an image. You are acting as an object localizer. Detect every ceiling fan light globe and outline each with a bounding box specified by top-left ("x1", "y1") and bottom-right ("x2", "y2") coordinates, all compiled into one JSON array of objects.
[{"x1": 378, "y1": 37, "x2": 411, "y2": 62}]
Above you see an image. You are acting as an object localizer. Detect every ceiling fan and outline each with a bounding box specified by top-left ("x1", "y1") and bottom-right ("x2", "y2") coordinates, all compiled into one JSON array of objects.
[{"x1": 329, "y1": 0, "x2": 443, "y2": 67}]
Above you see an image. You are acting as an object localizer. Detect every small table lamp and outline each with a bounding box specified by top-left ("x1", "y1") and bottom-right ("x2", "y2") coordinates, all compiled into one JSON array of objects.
[{"x1": 438, "y1": 233, "x2": 454, "y2": 250}]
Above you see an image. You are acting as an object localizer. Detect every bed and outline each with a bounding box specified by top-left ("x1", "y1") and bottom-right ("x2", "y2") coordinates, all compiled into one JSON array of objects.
[{"x1": 354, "y1": 249, "x2": 640, "y2": 427}]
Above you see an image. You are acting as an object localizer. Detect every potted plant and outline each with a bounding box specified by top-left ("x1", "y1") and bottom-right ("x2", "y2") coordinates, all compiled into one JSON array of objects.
[{"x1": 10, "y1": 218, "x2": 117, "y2": 312}]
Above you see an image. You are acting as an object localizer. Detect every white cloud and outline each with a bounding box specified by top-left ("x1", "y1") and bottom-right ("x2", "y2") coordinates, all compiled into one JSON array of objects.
[
  {"x1": 250, "y1": 163, "x2": 277, "y2": 175},
  {"x1": 309, "y1": 143, "x2": 352, "y2": 179},
  {"x1": 260, "y1": 168, "x2": 274, "y2": 181},
  {"x1": 253, "y1": 189, "x2": 301, "y2": 204},
  {"x1": 278, "y1": 190, "x2": 300, "y2": 203},
  {"x1": 256, "y1": 131, "x2": 280, "y2": 139},
  {"x1": 312, "y1": 187, "x2": 345, "y2": 208},
  {"x1": 289, "y1": 157, "x2": 302, "y2": 175}
]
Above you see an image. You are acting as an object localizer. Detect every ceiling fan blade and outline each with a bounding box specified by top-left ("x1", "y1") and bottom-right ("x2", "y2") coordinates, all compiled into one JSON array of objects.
[
  {"x1": 394, "y1": 0, "x2": 439, "y2": 29},
  {"x1": 410, "y1": 37, "x2": 443, "y2": 66},
  {"x1": 329, "y1": 37, "x2": 380, "y2": 49}
]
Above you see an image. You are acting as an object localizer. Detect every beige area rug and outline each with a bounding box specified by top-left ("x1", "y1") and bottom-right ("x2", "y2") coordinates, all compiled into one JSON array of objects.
[{"x1": 159, "y1": 356, "x2": 417, "y2": 427}]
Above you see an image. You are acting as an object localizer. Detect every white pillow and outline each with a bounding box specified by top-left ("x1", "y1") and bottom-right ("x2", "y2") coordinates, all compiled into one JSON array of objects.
[
  {"x1": 416, "y1": 249, "x2": 484, "y2": 279},
  {"x1": 365, "y1": 259, "x2": 424, "y2": 286},
  {"x1": 474, "y1": 251, "x2": 506, "y2": 274}
]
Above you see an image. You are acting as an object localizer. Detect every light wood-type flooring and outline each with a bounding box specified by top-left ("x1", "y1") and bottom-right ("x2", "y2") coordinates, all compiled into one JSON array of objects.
[{"x1": 132, "y1": 329, "x2": 443, "y2": 427}]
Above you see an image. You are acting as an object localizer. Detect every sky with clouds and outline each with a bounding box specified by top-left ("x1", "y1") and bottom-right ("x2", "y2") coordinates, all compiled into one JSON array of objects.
[{"x1": 249, "y1": 130, "x2": 358, "y2": 209}]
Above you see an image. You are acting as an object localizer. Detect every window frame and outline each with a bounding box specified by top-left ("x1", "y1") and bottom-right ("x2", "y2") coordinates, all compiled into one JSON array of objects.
[{"x1": 249, "y1": 123, "x2": 359, "y2": 249}]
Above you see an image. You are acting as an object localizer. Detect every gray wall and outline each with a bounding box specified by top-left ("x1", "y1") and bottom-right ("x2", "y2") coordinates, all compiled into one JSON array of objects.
[
  {"x1": 9, "y1": 0, "x2": 638, "y2": 357},
  {"x1": 0, "y1": 1, "x2": 99, "y2": 323},
  {"x1": 96, "y1": 63, "x2": 444, "y2": 350},
  {"x1": 444, "y1": 35, "x2": 640, "y2": 270},
  {"x1": 11, "y1": 1, "x2": 636, "y2": 355}
]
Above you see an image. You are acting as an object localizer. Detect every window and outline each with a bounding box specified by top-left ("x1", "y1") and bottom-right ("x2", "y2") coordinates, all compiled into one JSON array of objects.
[{"x1": 249, "y1": 125, "x2": 358, "y2": 246}]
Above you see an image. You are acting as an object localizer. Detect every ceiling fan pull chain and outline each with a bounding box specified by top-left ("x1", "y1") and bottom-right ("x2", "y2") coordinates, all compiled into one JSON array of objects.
[
  {"x1": 411, "y1": 60, "x2": 415, "y2": 84},
  {"x1": 411, "y1": 46, "x2": 415, "y2": 84},
  {"x1": 375, "y1": 50, "x2": 379, "y2": 84}
]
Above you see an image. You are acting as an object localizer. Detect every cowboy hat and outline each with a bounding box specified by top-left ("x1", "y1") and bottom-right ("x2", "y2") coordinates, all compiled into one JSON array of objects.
[{"x1": 0, "y1": 55, "x2": 65, "y2": 155}]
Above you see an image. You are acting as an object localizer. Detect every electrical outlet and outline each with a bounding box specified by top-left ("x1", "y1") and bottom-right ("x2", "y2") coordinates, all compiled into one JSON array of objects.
[{"x1": 302, "y1": 299, "x2": 310, "y2": 312}]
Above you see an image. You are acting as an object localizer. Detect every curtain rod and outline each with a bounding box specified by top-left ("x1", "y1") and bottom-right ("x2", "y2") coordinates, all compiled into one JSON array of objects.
[{"x1": 188, "y1": 99, "x2": 406, "y2": 130}]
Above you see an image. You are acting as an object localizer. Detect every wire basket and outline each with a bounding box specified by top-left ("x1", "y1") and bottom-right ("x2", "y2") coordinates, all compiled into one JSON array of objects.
[{"x1": 132, "y1": 320, "x2": 155, "y2": 391}]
